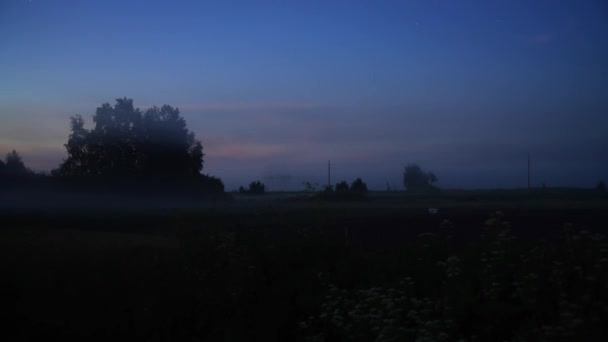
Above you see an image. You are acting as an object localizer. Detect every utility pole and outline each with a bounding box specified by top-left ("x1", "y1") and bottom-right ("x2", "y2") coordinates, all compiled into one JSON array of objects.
[
  {"x1": 327, "y1": 160, "x2": 331, "y2": 187},
  {"x1": 528, "y1": 152, "x2": 530, "y2": 190}
]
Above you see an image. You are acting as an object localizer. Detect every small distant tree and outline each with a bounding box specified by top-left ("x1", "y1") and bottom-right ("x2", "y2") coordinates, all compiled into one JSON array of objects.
[
  {"x1": 335, "y1": 181, "x2": 349, "y2": 193},
  {"x1": 240, "y1": 180, "x2": 265, "y2": 194},
  {"x1": 3, "y1": 150, "x2": 28, "y2": 176},
  {"x1": 250, "y1": 181, "x2": 265, "y2": 194},
  {"x1": 322, "y1": 184, "x2": 334, "y2": 193},
  {"x1": 317, "y1": 179, "x2": 368, "y2": 201},
  {"x1": 302, "y1": 181, "x2": 317, "y2": 193},
  {"x1": 199, "y1": 174, "x2": 224, "y2": 194},
  {"x1": 403, "y1": 164, "x2": 438, "y2": 191},
  {"x1": 351, "y1": 178, "x2": 368, "y2": 193},
  {"x1": 0, "y1": 160, "x2": 4, "y2": 174}
]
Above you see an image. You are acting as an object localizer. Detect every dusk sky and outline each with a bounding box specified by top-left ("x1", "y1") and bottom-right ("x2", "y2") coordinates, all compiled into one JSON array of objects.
[{"x1": 1, "y1": 0, "x2": 607, "y2": 190}]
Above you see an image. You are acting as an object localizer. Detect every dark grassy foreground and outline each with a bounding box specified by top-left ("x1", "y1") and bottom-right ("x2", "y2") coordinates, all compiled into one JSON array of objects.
[{"x1": 1, "y1": 198, "x2": 608, "y2": 341}]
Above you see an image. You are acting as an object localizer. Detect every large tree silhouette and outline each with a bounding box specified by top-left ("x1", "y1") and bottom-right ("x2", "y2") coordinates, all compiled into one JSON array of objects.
[
  {"x1": 56, "y1": 98, "x2": 203, "y2": 178},
  {"x1": 139, "y1": 105, "x2": 203, "y2": 177}
]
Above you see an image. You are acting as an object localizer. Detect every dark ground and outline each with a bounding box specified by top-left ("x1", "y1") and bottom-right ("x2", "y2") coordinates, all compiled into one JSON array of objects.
[{"x1": 1, "y1": 191, "x2": 607, "y2": 341}]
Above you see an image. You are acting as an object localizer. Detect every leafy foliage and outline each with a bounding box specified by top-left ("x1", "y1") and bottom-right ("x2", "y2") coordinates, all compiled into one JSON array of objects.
[
  {"x1": 240, "y1": 180, "x2": 266, "y2": 194},
  {"x1": 322, "y1": 184, "x2": 334, "y2": 193},
  {"x1": 350, "y1": 178, "x2": 368, "y2": 193},
  {"x1": 0, "y1": 150, "x2": 31, "y2": 178},
  {"x1": 335, "y1": 181, "x2": 349, "y2": 193},
  {"x1": 315, "y1": 178, "x2": 368, "y2": 201},
  {"x1": 403, "y1": 164, "x2": 438, "y2": 192},
  {"x1": 198, "y1": 174, "x2": 225, "y2": 194},
  {"x1": 3, "y1": 150, "x2": 28, "y2": 176},
  {"x1": 56, "y1": 98, "x2": 203, "y2": 178},
  {"x1": 302, "y1": 181, "x2": 318, "y2": 193}
]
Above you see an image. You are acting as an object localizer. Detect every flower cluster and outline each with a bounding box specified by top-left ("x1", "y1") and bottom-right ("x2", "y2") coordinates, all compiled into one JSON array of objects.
[
  {"x1": 301, "y1": 212, "x2": 608, "y2": 341},
  {"x1": 304, "y1": 280, "x2": 455, "y2": 341}
]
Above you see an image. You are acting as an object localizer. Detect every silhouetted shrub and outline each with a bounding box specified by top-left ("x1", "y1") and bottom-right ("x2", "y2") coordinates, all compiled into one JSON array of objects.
[
  {"x1": 316, "y1": 179, "x2": 368, "y2": 201},
  {"x1": 0, "y1": 150, "x2": 37, "y2": 189},
  {"x1": 302, "y1": 181, "x2": 317, "y2": 193},
  {"x1": 335, "y1": 181, "x2": 349, "y2": 193},
  {"x1": 403, "y1": 164, "x2": 438, "y2": 192},
  {"x1": 199, "y1": 174, "x2": 225, "y2": 194},
  {"x1": 240, "y1": 180, "x2": 266, "y2": 194},
  {"x1": 350, "y1": 178, "x2": 368, "y2": 193},
  {"x1": 2, "y1": 150, "x2": 29, "y2": 176}
]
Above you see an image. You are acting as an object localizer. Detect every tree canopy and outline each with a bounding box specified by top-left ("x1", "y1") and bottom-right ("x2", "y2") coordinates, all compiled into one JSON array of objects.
[
  {"x1": 239, "y1": 180, "x2": 266, "y2": 194},
  {"x1": 350, "y1": 178, "x2": 368, "y2": 193},
  {"x1": 335, "y1": 181, "x2": 349, "y2": 193},
  {"x1": 403, "y1": 164, "x2": 438, "y2": 191},
  {"x1": 56, "y1": 98, "x2": 203, "y2": 178},
  {"x1": 1, "y1": 150, "x2": 28, "y2": 176},
  {"x1": 317, "y1": 178, "x2": 368, "y2": 200}
]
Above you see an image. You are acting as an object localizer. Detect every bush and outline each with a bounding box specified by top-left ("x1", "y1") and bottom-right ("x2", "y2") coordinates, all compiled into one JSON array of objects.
[
  {"x1": 403, "y1": 164, "x2": 438, "y2": 192},
  {"x1": 199, "y1": 174, "x2": 225, "y2": 194},
  {"x1": 240, "y1": 180, "x2": 266, "y2": 194},
  {"x1": 314, "y1": 179, "x2": 368, "y2": 201},
  {"x1": 350, "y1": 178, "x2": 368, "y2": 193},
  {"x1": 335, "y1": 181, "x2": 349, "y2": 193}
]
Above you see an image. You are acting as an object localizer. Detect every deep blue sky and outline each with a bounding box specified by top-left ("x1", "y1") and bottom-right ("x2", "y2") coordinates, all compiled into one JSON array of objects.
[{"x1": 1, "y1": 0, "x2": 607, "y2": 190}]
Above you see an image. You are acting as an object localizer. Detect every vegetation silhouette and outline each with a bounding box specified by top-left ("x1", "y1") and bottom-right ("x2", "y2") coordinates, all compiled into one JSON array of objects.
[
  {"x1": 2, "y1": 150, "x2": 29, "y2": 176},
  {"x1": 351, "y1": 177, "x2": 368, "y2": 193},
  {"x1": 0, "y1": 150, "x2": 39, "y2": 190},
  {"x1": 315, "y1": 178, "x2": 369, "y2": 201},
  {"x1": 302, "y1": 181, "x2": 318, "y2": 193},
  {"x1": 403, "y1": 163, "x2": 438, "y2": 192},
  {"x1": 239, "y1": 180, "x2": 266, "y2": 194},
  {"x1": 2, "y1": 103, "x2": 608, "y2": 341},
  {"x1": 55, "y1": 98, "x2": 203, "y2": 178},
  {"x1": 0, "y1": 99, "x2": 223, "y2": 200},
  {"x1": 335, "y1": 181, "x2": 349, "y2": 193},
  {"x1": 46, "y1": 98, "x2": 224, "y2": 196}
]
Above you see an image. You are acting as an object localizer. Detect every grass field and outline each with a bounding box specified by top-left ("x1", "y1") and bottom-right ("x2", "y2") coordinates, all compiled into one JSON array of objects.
[{"x1": 2, "y1": 191, "x2": 607, "y2": 341}]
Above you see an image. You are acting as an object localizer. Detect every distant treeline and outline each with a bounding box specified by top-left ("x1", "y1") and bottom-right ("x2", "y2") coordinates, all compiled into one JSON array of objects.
[{"x1": 1, "y1": 98, "x2": 606, "y2": 198}]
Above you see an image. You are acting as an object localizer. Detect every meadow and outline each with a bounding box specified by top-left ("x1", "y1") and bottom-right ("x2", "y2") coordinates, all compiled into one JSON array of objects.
[{"x1": 1, "y1": 191, "x2": 607, "y2": 341}]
